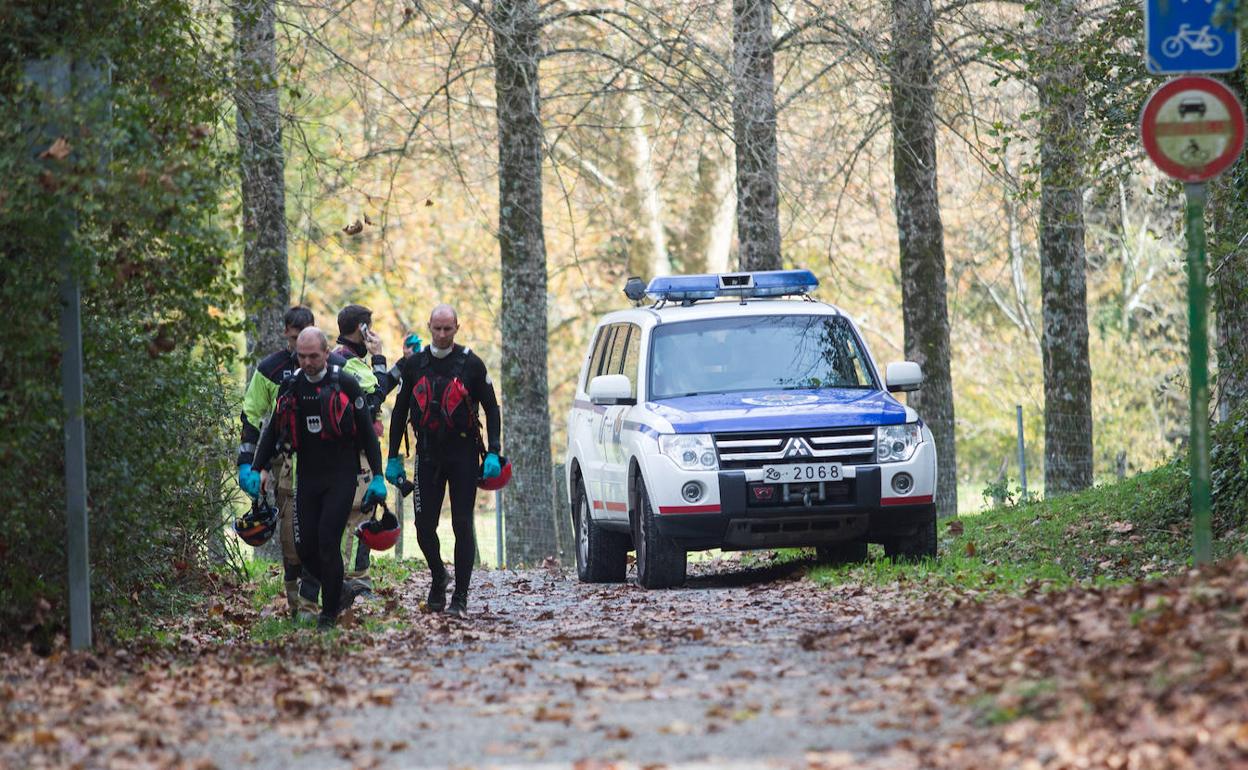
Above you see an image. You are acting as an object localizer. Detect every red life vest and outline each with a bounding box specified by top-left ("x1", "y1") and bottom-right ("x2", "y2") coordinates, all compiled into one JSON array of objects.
[
  {"x1": 273, "y1": 366, "x2": 357, "y2": 450},
  {"x1": 408, "y1": 349, "x2": 476, "y2": 440}
]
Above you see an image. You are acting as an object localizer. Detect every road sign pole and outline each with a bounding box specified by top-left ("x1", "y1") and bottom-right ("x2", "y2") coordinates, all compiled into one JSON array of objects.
[{"x1": 1184, "y1": 182, "x2": 1213, "y2": 566}]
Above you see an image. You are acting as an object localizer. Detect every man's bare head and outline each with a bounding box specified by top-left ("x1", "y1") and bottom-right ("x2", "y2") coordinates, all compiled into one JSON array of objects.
[
  {"x1": 428, "y1": 304, "x2": 459, "y2": 350},
  {"x1": 295, "y1": 326, "x2": 329, "y2": 374}
]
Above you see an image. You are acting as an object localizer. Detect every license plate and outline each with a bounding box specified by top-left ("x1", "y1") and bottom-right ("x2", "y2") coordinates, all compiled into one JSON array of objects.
[{"x1": 762, "y1": 462, "x2": 843, "y2": 482}]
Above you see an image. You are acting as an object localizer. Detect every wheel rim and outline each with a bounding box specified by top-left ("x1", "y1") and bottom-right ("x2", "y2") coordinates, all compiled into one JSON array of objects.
[{"x1": 577, "y1": 491, "x2": 590, "y2": 569}]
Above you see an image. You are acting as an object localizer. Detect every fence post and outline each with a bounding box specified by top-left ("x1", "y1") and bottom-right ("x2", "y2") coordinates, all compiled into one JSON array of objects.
[{"x1": 1016, "y1": 404, "x2": 1027, "y2": 499}]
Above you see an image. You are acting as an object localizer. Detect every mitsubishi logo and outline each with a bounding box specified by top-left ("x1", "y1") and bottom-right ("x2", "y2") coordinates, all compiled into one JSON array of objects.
[{"x1": 781, "y1": 437, "x2": 814, "y2": 459}]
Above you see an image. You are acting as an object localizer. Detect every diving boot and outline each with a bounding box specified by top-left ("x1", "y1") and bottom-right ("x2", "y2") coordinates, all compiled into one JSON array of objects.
[
  {"x1": 284, "y1": 580, "x2": 302, "y2": 621},
  {"x1": 447, "y1": 590, "x2": 468, "y2": 619},
  {"x1": 295, "y1": 576, "x2": 321, "y2": 623},
  {"x1": 341, "y1": 579, "x2": 368, "y2": 614},
  {"x1": 426, "y1": 569, "x2": 448, "y2": 613}
]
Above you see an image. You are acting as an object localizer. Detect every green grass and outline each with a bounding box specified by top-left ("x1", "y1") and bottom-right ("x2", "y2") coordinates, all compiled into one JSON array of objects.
[{"x1": 810, "y1": 462, "x2": 1248, "y2": 593}]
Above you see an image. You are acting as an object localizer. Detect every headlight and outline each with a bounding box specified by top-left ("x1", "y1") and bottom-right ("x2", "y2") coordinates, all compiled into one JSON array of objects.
[
  {"x1": 658, "y1": 433, "x2": 719, "y2": 471},
  {"x1": 876, "y1": 423, "x2": 922, "y2": 463}
]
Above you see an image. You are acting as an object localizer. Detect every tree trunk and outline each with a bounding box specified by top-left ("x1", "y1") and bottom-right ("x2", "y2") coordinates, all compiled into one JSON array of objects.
[
  {"x1": 682, "y1": 148, "x2": 735, "y2": 274},
  {"x1": 889, "y1": 0, "x2": 958, "y2": 518},
  {"x1": 1210, "y1": 67, "x2": 1248, "y2": 421},
  {"x1": 731, "y1": 0, "x2": 781, "y2": 272},
  {"x1": 1036, "y1": 0, "x2": 1094, "y2": 495},
  {"x1": 623, "y1": 77, "x2": 670, "y2": 279},
  {"x1": 492, "y1": 0, "x2": 557, "y2": 564},
  {"x1": 234, "y1": 0, "x2": 288, "y2": 561},
  {"x1": 234, "y1": 0, "x2": 288, "y2": 366}
]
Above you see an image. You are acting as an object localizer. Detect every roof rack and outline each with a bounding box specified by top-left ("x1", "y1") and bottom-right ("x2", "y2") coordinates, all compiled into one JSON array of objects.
[{"x1": 644, "y1": 269, "x2": 818, "y2": 305}]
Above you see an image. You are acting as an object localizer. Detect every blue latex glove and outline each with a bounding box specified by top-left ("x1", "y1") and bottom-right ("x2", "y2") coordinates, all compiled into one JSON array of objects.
[
  {"x1": 482, "y1": 453, "x2": 501, "y2": 480},
  {"x1": 363, "y1": 474, "x2": 387, "y2": 505},
  {"x1": 404, "y1": 333, "x2": 422, "y2": 352},
  {"x1": 238, "y1": 463, "x2": 261, "y2": 499},
  {"x1": 385, "y1": 457, "x2": 406, "y2": 485}
]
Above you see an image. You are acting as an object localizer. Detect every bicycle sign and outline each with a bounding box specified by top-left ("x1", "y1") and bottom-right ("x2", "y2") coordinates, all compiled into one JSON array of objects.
[
  {"x1": 1146, "y1": 0, "x2": 1240, "y2": 74},
  {"x1": 1140, "y1": 77, "x2": 1246, "y2": 182}
]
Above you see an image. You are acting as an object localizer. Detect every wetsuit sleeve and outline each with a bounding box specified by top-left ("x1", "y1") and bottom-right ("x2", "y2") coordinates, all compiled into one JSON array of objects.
[
  {"x1": 373, "y1": 355, "x2": 401, "y2": 399},
  {"x1": 388, "y1": 362, "x2": 411, "y2": 459},
  {"x1": 252, "y1": 409, "x2": 279, "y2": 471},
  {"x1": 238, "y1": 371, "x2": 277, "y2": 466},
  {"x1": 345, "y1": 376, "x2": 383, "y2": 476},
  {"x1": 470, "y1": 356, "x2": 502, "y2": 455}
]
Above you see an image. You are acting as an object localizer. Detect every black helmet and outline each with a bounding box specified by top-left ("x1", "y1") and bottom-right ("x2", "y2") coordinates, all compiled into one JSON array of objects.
[{"x1": 234, "y1": 498, "x2": 278, "y2": 547}]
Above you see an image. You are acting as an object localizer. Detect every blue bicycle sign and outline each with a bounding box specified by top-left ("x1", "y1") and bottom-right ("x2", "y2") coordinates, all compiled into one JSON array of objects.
[{"x1": 1146, "y1": 0, "x2": 1240, "y2": 74}]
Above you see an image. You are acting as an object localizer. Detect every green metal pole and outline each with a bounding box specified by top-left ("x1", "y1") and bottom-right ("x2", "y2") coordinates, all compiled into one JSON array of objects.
[{"x1": 1185, "y1": 182, "x2": 1212, "y2": 566}]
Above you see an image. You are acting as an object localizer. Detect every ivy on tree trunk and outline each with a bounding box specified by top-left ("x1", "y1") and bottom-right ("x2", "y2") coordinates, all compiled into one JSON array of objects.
[
  {"x1": 1036, "y1": 0, "x2": 1094, "y2": 495},
  {"x1": 492, "y1": 0, "x2": 558, "y2": 564},
  {"x1": 234, "y1": 0, "x2": 289, "y2": 560},
  {"x1": 234, "y1": 0, "x2": 288, "y2": 366},
  {"x1": 889, "y1": 0, "x2": 958, "y2": 517},
  {"x1": 1210, "y1": 66, "x2": 1248, "y2": 421}
]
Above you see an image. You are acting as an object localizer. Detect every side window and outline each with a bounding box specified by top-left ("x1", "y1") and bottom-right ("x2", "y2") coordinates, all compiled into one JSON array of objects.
[
  {"x1": 584, "y1": 325, "x2": 612, "y2": 389},
  {"x1": 604, "y1": 324, "x2": 629, "y2": 376},
  {"x1": 620, "y1": 325, "x2": 641, "y2": 397}
]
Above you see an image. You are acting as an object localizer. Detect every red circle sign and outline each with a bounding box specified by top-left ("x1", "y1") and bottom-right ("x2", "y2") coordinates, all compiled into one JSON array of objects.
[{"x1": 1141, "y1": 76, "x2": 1246, "y2": 183}]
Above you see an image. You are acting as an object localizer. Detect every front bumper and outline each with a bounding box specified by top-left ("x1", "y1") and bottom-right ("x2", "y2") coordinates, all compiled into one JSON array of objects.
[{"x1": 653, "y1": 467, "x2": 935, "y2": 551}]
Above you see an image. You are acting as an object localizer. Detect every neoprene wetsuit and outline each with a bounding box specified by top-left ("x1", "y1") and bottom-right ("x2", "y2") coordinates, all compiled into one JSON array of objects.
[
  {"x1": 388, "y1": 345, "x2": 501, "y2": 605},
  {"x1": 254, "y1": 365, "x2": 383, "y2": 620}
]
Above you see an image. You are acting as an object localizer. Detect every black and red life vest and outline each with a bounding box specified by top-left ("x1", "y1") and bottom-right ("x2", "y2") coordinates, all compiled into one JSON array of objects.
[
  {"x1": 408, "y1": 348, "x2": 477, "y2": 441},
  {"x1": 273, "y1": 365, "x2": 357, "y2": 450}
]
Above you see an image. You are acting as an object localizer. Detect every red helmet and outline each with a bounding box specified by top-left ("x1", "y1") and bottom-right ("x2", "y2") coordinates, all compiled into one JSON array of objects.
[
  {"x1": 234, "y1": 498, "x2": 278, "y2": 547},
  {"x1": 477, "y1": 455, "x2": 512, "y2": 491},
  {"x1": 356, "y1": 500, "x2": 401, "y2": 551}
]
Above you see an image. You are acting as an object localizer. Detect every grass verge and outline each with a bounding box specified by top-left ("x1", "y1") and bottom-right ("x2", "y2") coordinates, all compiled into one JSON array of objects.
[{"x1": 810, "y1": 462, "x2": 1248, "y2": 592}]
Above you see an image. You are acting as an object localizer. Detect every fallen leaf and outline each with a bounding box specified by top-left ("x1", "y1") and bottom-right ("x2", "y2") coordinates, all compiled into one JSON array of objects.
[{"x1": 38, "y1": 137, "x2": 72, "y2": 161}]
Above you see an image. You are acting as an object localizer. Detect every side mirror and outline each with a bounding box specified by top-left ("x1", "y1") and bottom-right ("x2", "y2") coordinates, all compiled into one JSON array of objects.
[
  {"x1": 886, "y1": 362, "x2": 923, "y2": 393},
  {"x1": 589, "y1": 374, "x2": 635, "y2": 406}
]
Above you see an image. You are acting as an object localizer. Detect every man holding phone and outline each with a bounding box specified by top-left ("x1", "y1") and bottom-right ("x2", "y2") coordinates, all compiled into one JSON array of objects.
[{"x1": 332, "y1": 305, "x2": 401, "y2": 595}]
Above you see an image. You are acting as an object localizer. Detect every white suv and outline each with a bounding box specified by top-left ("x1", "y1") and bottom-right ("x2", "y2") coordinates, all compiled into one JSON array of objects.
[{"x1": 565, "y1": 270, "x2": 938, "y2": 588}]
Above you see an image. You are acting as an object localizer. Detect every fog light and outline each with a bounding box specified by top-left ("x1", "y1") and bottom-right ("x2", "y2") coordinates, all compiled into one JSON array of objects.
[
  {"x1": 891, "y1": 472, "x2": 914, "y2": 495},
  {"x1": 681, "y1": 481, "x2": 704, "y2": 503}
]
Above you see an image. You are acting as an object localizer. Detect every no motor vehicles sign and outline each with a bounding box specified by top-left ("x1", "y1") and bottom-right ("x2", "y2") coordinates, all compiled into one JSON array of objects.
[{"x1": 1140, "y1": 76, "x2": 1246, "y2": 182}]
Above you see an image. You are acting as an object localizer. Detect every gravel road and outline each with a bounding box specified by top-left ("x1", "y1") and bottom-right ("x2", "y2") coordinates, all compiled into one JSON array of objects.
[{"x1": 193, "y1": 559, "x2": 951, "y2": 770}]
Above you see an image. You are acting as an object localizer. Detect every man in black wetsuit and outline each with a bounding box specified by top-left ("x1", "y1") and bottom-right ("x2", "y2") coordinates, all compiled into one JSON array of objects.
[
  {"x1": 237, "y1": 306, "x2": 347, "y2": 619},
  {"x1": 247, "y1": 327, "x2": 387, "y2": 630},
  {"x1": 385, "y1": 304, "x2": 501, "y2": 619}
]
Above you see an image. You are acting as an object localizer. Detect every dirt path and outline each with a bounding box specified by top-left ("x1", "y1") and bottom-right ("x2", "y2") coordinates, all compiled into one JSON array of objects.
[{"x1": 191, "y1": 560, "x2": 947, "y2": 769}]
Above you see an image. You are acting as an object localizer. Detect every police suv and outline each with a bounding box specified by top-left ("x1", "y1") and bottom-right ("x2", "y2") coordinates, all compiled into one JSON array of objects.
[{"x1": 565, "y1": 270, "x2": 937, "y2": 588}]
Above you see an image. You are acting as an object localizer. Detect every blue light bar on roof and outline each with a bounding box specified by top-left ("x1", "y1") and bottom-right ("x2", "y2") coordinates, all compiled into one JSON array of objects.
[{"x1": 645, "y1": 269, "x2": 818, "y2": 302}]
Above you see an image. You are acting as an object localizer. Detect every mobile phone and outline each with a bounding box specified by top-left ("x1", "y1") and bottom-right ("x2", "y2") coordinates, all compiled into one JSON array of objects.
[{"x1": 359, "y1": 322, "x2": 370, "y2": 336}]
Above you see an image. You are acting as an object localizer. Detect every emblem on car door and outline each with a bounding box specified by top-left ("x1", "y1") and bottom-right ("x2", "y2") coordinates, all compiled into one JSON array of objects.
[{"x1": 781, "y1": 437, "x2": 814, "y2": 458}]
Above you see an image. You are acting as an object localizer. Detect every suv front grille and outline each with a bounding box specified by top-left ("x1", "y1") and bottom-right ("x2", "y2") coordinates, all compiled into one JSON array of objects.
[{"x1": 713, "y1": 428, "x2": 877, "y2": 470}]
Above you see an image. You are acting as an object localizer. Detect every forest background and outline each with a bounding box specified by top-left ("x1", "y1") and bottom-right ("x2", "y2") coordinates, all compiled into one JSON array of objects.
[{"x1": 3, "y1": 0, "x2": 1246, "y2": 636}]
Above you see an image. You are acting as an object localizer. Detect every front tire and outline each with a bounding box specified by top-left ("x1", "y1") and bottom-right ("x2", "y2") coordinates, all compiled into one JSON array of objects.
[
  {"x1": 634, "y1": 477, "x2": 686, "y2": 589},
  {"x1": 815, "y1": 540, "x2": 868, "y2": 566},
  {"x1": 574, "y1": 477, "x2": 628, "y2": 583},
  {"x1": 883, "y1": 514, "x2": 937, "y2": 562}
]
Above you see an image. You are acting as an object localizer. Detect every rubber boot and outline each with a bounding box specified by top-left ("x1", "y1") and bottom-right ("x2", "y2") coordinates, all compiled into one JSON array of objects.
[
  {"x1": 426, "y1": 568, "x2": 448, "y2": 612},
  {"x1": 447, "y1": 589, "x2": 468, "y2": 619}
]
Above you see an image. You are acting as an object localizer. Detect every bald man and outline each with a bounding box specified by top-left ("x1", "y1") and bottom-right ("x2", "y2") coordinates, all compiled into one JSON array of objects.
[
  {"x1": 248, "y1": 327, "x2": 386, "y2": 630},
  {"x1": 386, "y1": 305, "x2": 501, "y2": 618}
]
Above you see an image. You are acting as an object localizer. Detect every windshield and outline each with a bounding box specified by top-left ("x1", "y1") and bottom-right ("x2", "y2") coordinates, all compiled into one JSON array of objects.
[{"x1": 648, "y1": 314, "x2": 877, "y2": 399}]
